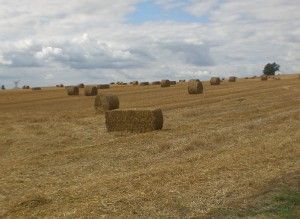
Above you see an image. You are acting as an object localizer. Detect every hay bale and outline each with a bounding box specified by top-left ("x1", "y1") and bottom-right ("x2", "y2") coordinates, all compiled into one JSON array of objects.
[
  {"x1": 67, "y1": 86, "x2": 79, "y2": 95},
  {"x1": 140, "y1": 82, "x2": 150, "y2": 86},
  {"x1": 60, "y1": 84, "x2": 64, "y2": 87},
  {"x1": 261, "y1": 74, "x2": 268, "y2": 80},
  {"x1": 228, "y1": 76, "x2": 236, "y2": 82},
  {"x1": 84, "y1": 86, "x2": 98, "y2": 96},
  {"x1": 179, "y1": 80, "x2": 186, "y2": 82},
  {"x1": 152, "y1": 81, "x2": 161, "y2": 85},
  {"x1": 105, "y1": 108, "x2": 163, "y2": 133},
  {"x1": 122, "y1": 82, "x2": 127, "y2": 85},
  {"x1": 78, "y1": 83, "x2": 85, "y2": 88},
  {"x1": 56, "y1": 85, "x2": 60, "y2": 87},
  {"x1": 97, "y1": 84, "x2": 110, "y2": 89},
  {"x1": 170, "y1": 81, "x2": 176, "y2": 85},
  {"x1": 94, "y1": 94, "x2": 119, "y2": 113},
  {"x1": 22, "y1": 85, "x2": 30, "y2": 89},
  {"x1": 210, "y1": 77, "x2": 221, "y2": 85},
  {"x1": 132, "y1": 81, "x2": 139, "y2": 85},
  {"x1": 110, "y1": 82, "x2": 115, "y2": 85},
  {"x1": 188, "y1": 79, "x2": 203, "y2": 94},
  {"x1": 160, "y1": 80, "x2": 170, "y2": 87},
  {"x1": 32, "y1": 87, "x2": 41, "y2": 90}
]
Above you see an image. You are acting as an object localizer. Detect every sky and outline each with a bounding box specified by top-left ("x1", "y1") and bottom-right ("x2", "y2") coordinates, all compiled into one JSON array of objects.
[{"x1": 0, "y1": 0, "x2": 300, "y2": 88}]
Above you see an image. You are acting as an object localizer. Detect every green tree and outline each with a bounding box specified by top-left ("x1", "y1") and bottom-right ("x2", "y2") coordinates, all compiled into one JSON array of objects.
[{"x1": 263, "y1": 62, "x2": 280, "y2": 75}]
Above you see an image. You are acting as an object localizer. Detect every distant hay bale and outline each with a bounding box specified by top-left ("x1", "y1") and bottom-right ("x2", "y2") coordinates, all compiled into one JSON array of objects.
[
  {"x1": 97, "y1": 84, "x2": 110, "y2": 89},
  {"x1": 105, "y1": 108, "x2": 163, "y2": 133},
  {"x1": 78, "y1": 83, "x2": 85, "y2": 88},
  {"x1": 179, "y1": 80, "x2": 186, "y2": 82},
  {"x1": 261, "y1": 74, "x2": 268, "y2": 80},
  {"x1": 229, "y1": 76, "x2": 236, "y2": 82},
  {"x1": 110, "y1": 82, "x2": 115, "y2": 85},
  {"x1": 56, "y1": 85, "x2": 60, "y2": 87},
  {"x1": 132, "y1": 81, "x2": 139, "y2": 85},
  {"x1": 67, "y1": 86, "x2": 79, "y2": 95},
  {"x1": 94, "y1": 94, "x2": 119, "y2": 113},
  {"x1": 170, "y1": 81, "x2": 176, "y2": 85},
  {"x1": 140, "y1": 82, "x2": 150, "y2": 86},
  {"x1": 60, "y1": 84, "x2": 64, "y2": 87},
  {"x1": 152, "y1": 81, "x2": 161, "y2": 85},
  {"x1": 32, "y1": 87, "x2": 41, "y2": 90},
  {"x1": 245, "y1": 77, "x2": 249, "y2": 79},
  {"x1": 188, "y1": 79, "x2": 203, "y2": 94},
  {"x1": 122, "y1": 82, "x2": 127, "y2": 85},
  {"x1": 160, "y1": 79, "x2": 170, "y2": 87},
  {"x1": 22, "y1": 85, "x2": 30, "y2": 89},
  {"x1": 210, "y1": 77, "x2": 221, "y2": 85},
  {"x1": 84, "y1": 86, "x2": 98, "y2": 96}
]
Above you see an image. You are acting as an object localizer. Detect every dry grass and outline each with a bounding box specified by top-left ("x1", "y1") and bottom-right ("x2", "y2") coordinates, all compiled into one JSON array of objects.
[{"x1": 0, "y1": 74, "x2": 299, "y2": 218}]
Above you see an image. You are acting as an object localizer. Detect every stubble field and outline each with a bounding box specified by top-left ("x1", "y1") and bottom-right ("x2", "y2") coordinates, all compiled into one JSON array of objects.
[{"x1": 0, "y1": 74, "x2": 299, "y2": 218}]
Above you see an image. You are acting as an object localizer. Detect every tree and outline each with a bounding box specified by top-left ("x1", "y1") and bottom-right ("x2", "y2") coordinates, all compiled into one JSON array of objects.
[
  {"x1": 1, "y1": 85, "x2": 5, "y2": 90},
  {"x1": 263, "y1": 62, "x2": 280, "y2": 75}
]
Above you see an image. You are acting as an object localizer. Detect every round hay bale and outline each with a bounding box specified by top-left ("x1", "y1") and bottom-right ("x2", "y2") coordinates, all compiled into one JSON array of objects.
[
  {"x1": 261, "y1": 74, "x2": 268, "y2": 80},
  {"x1": 94, "y1": 94, "x2": 119, "y2": 113},
  {"x1": 56, "y1": 85, "x2": 60, "y2": 87},
  {"x1": 179, "y1": 79, "x2": 186, "y2": 82},
  {"x1": 160, "y1": 80, "x2": 170, "y2": 87},
  {"x1": 84, "y1": 86, "x2": 98, "y2": 96},
  {"x1": 22, "y1": 85, "x2": 30, "y2": 89},
  {"x1": 132, "y1": 81, "x2": 139, "y2": 85},
  {"x1": 60, "y1": 84, "x2": 64, "y2": 87},
  {"x1": 152, "y1": 81, "x2": 161, "y2": 85},
  {"x1": 97, "y1": 84, "x2": 110, "y2": 89},
  {"x1": 228, "y1": 76, "x2": 236, "y2": 82},
  {"x1": 122, "y1": 82, "x2": 127, "y2": 85},
  {"x1": 170, "y1": 81, "x2": 176, "y2": 85},
  {"x1": 32, "y1": 87, "x2": 41, "y2": 90},
  {"x1": 188, "y1": 79, "x2": 203, "y2": 94},
  {"x1": 140, "y1": 82, "x2": 150, "y2": 86},
  {"x1": 67, "y1": 86, "x2": 79, "y2": 95},
  {"x1": 210, "y1": 77, "x2": 221, "y2": 85},
  {"x1": 78, "y1": 83, "x2": 85, "y2": 88}
]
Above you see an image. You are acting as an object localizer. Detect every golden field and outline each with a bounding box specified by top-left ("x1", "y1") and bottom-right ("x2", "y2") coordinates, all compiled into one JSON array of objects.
[{"x1": 0, "y1": 75, "x2": 299, "y2": 218}]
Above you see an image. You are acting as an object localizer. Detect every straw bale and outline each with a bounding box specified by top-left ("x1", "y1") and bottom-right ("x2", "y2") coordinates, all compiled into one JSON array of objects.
[
  {"x1": 132, "y1": 81, "x2": 139, "y2": 85},
  {"x1": 32, "y1": 87, "x2": 41, "y2": 90},
  {"x1": 60, "y1": 84, "x2": 64, "y2": 87},
  {"x1": 94, "y1": 94, "x2": 119, "y2": 113},
  {"x1": 188, "y1": 79, "x2": 203, "y2": 94},
  {"x1": 110, "y1": 82, "x2": 115, "y2": 85},
  {"x1": 229, "y1": 76, "x2": 236, "y2": 82},
  {"x1": 122, "y1": 82, "x2": 127, "y2": 85},
  {"x1": 97, "y1": 84, "x2": 110, "y2": 89},
  {"x1": 78, "y1": 83, "x2": 85, "y2": 88},
  {"x1": 170, "y1": 81, "x2": 176, "y2": 85},
  {"x1": 210, "y1": 77, "x2": 221, "y2": 85},
  {"x1": 140, "y1": 82, "x2": 150, "y2": 86},
  {"x1": 179, "y1": 80, "x2": 186, "y2": 82},
  {"x1": 152, "y1": 81, "x2": 161, "y2": 85},
  {"x1": 261, "y1": 74, "x2": 268, "y2": 80},
  {"x1": 160, "y1": 80, "x2": 170, "y2": 87},
  {"x1": 84, "y1": 86, "x2": 98, "y2": 96},
  {"x1": 67, "y1": 86, "x2": 79, "y2": 95},
  {"x1": 22, "y1": 85, "x2": 30, "y2": 89},
  {"x1": 105, "y1": 108, "x2": 163, "y2": 133},
  {"x1": 56, "y1": 85, "x2": 60, "y2": 87}
]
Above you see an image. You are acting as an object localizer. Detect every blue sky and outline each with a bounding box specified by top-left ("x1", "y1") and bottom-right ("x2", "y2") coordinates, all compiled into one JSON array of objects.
[
  {"x1": 126, "y1": 1, "x2": 207, "y2": 24},
  {"x1": 0, "y1": 0, "x2": 299, "y2": 88}
]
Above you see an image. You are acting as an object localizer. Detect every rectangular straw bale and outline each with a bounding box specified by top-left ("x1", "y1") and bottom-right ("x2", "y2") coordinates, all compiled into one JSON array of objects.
[
  {"x1": 105, "y1": 108, "x2": 163, "y2": 133},
  {"x1": 97, "y1": 84, "x2": 110, "y2": 89}
]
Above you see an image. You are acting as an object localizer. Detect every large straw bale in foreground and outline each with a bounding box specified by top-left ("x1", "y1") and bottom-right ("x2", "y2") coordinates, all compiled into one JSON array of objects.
[
  {"x1": 188, "y1": 79, "x2": 203, "y2": 94},
  {"x1": 160, "y1": 79, "x2": 170, "y2": 87},
  {"x1": 105, "y1": 108, "x2": 163, "y2": 133},
  {"x1": 210, "y1": 77, "x2": 221, "y2": 85},
  {"x1": 261, "y1": 74, "x2": 268, "y2": 80},
  {"x1": 229, "y1": 76, "x2": 236, "y2": 82},
  {"x1": 94, "y1": 94, "x2": 119, "y2": 113},
  {"x1": 84, "y1": 86, "x2": 98, "y2": 96},
  {"x1": 67, "y1": 86, "x2": 79, "y2": 95}
]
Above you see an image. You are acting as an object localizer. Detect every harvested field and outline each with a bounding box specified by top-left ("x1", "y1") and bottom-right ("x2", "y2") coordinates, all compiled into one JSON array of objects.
[{"x1": 0, "y1": 74, "x2": 299, "y2": 218}]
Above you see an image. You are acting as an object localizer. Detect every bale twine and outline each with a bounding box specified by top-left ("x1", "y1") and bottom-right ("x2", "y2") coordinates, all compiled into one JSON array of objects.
[
  {"x1": 32, "y1": 87, "x2": 41, "y2": 90},
  {"x1": 170, "y1": 81, "x2": 176, "y2": 85},
  {"x1": 188, "y1": 79, "x2": 203, "y2": 94},
  {"x1": 84, "y1": 86, "x2": 98, "y2": 96},
  {"x1": 105, "y1": 108, "x2": 163, "y2": 133},
  {"x1": 140, "y1": 82, "x2": 150, "y2": 86},
  {"x1": 94, "y1": 94, "x2": 119, "y2": 113},
  {"x1": 78, "y1": 83, "x2": 85, "y2": 88},
  {"x1": 152, "y1": 81, "x2": 161, "y2": 85},
  {"x1": 67, "y1": 86, "x2": 79, "y2": 95},
  {"x1": 160, "y1": 79, "x2": 170, "y2": 87},
  {"x1": 210, "y1": 77, "x2": 221, "y2": 85},
  {"x1": 97, "y1": 84, "x2": 110, "y2": 89},
  {"x1": 261, "y1": 74, "x2": 268, "y2": 80},
  {"x1": 228, "y1": 76, "x2": 236, "y2": 82}
]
